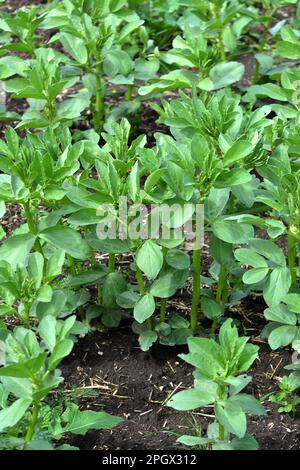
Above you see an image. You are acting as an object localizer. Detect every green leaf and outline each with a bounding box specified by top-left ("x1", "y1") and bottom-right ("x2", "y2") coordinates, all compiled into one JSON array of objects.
[
  {"x1": 89, "y1": 237, "x2": 132, "y2": 254},
  {"x1": 243, "y1": 268, "x2": 269, "y2": 284},
  {"x1": 150, "y1": 267, "x2": 188, "y2": 298},
  {"x1": 136, "y1": 240, "x2": 163, "y2": 279},
  {"x1": 263, "y1": 267, "x2": 291, "y2": 306},
  {"x1": 165, "y1": 250, "x2": 190, "y2": 270},
  {"x1": 103, "y1": 49, "x2": 133, "y2": 77},
  {"x1": 45, "y1": 250, "x2": 65, "y2": 280},
  {"x1": 1, "y1": 377, "x2": 32, "y2": 399},
  {"x1": 48, "y1": 339, "x2": 73, "y2": 371},
  {"x1": 39, "y1": 226, "x2": 90, "y2": 260},
  {"x1": 223, "y1": 141, "x2": 253, "y2": 167},
  {"x1": 67, "y1": 268, "x2": 107, "y2": 287},
  {"x1": 59, "y1": 33, "x2": 88, "y2": 64},
  {"x1": 63, "y1": 405, "x2": 122, "y2": 435},
  {"x1": 167, "y1": 389, "x2": 215, "y2": 411},
  {"x1": 247, "y1": 84, "x2": 289, "y2": 102},
  {"x1": 38, "y1": 315, "x2": 56, "y2": 352},
  {"x1": 209, "y1": 61, "x2": 244, "y2": 90},
  {"x1": 0, "y1": 354, "x2": 46, "y2": 378},
  {"x1": 102, "y1": 273, "x2": 127, "y2": 309},
  {"x1": 201, "y1": 298, "x2": 223, "y2": 320},
  {"x1": 138, "y1": 330, "x2": 158, "y2": 351},
  {"x1": 212, "y1": 220, "x2": 254, "y2": 244},
  {"x1": 0, "y1": 398, "x2": 32, "y2": 432},
  {"x1": 276, "y1": 41, "x2": 300, "y2": 59},
  {"x1": 268, "y1": 325, "x2": 298, "y2": 350},
  {"x1": 214, "y1": 168, "x2": 252, "y2": 188},
  {"x1": 0, "y1": 233, "x2": 36, "y2": 269},
  {"x1": 264, "y1": 304, "x2": 297, "y2": 325},
  {"x1": 283, "y1": 293, "x2": 300, "y2": 313},
  {"x1": 231, "y1": 434, "x2": 259, "y2": 450},
  {"x1": 116, "y1": 290, "x2": 140, "y2": 309},
  {"x1": 249, "y1": 239, "x2": 286, "y2": 266},
  {"x1": 28, "y1": 252, "x2": 44, "y2": 289},
  {"x1": 133, "y1": 294, "x2": 155, "y2": 323},
  {"x1": 215, "y1": 401, "x2": 246, "y2": 439},
  {"x1": 177, "y1": 435, "x2": 214, "y2": 446},
  {"x1": 235, "y1": 248, "x2": 268, "y2": 268},
  {"x1": 229, "y1": 394, "x2": 266, "y2": 416}
]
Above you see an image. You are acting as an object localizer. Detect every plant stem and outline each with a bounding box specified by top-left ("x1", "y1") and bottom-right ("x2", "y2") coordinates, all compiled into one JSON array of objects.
[
  {"x1": 23, "y1": 305, "x2": 30, "y2": 329},
  {"x1": 190, "y1": 248, "x2": 201, "y2": 334},
  {"x1": 219, "y1": 422, "x2": 225, "y2": 441},
  {"x1": 108, "y1": 253, "x2": 116, "y2": 273},
  {"x1": 136, "y1": 266, "x2": 145, "y2": 295},
  {"x1": 213, "y1": 4, "x2": 225, "y2": 61},
  {"x1": 24, "y1": 401, "x2": 40, "y2": 446},
  {"x1": 216, "y1": 264, "x2": 227, "y2": 304},
  {"x1": 94, "y1": 63, "x2": 103, "y2": 134},
  {"x1": 160, "y1": 246, "x2": 168, "y2": 323},
  {"x1": 160, "y1": 298, "x2": 167, "y2": 323},
  {"x1": 67, "y1": 254, "x2": 77, "y2": 277},
  {"x1": 228, "y1": 192, "x2": 235, "y2": 214},
  {"x1": 211, "y1": 264, "x2": 227, "y2": 334},
  {"x1": 23, "y1": 201, "x2": 44, "y2": 257},
  {"x1": 252, "y1": 8, "x2": 273, "y2": 85},
  {"x1": 288, "y1": 230, "x2": 297, "y2": 284},
  {"x1": 218, "y1": 386, "x2": 225, "y2": 441},
  {"x1": 90, "y1": 247, "x2": 102, "y2": 304},
  {"x1": 126, "y1": 85, "x2": 133, "y2": 101}
]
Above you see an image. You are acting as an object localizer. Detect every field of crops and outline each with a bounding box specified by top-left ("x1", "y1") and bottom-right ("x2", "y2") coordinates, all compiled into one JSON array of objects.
[{"x1": 0, "y1": 0, "x2": 300, "y2": 452}]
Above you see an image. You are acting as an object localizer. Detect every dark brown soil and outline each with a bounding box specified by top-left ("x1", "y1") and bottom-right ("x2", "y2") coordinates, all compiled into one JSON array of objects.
[
  {"x1": 0, "y1": 0, "x2": 46, "y2": 12},
  {"x1": 0, "y1": 202, "x2": 23, "y2": 238},
  {"x1": 60, "y1": 317, "x2": 300, "y2": 451}
]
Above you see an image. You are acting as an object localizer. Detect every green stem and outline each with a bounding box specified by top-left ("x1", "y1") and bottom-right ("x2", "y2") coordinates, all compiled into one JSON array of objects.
[
  {"x1": 24, "y1": 401, "x2": 40, "y2": 446},
  {"x1": 94, "y1": 63, "x2": 103, "y2": 133},
  {"x1": 228, "y1": 192, "x2": 235, "y2": 214},
  {"x1": 216, "y1": 265, "x2": 227, "y2": 304},
  {"x1": 160, "y1": 298, "x2": 167, "y2": 323},
  {"x1": 136, "y1": 266, "x2": 145, "y2": 295},
  {"x1": 219, "y1": 422, "x2": 225, "y2": 441},
  {"x1": 126, "y1": 85, "x2": 133, "y2": 101},
  {"x1": 108, "y1": 253, "x2": 116, "y2": 273},
  {"x1": 288, "y1": 231, "x2": 297, "y2": 284},
  {"x1": 90, "y1": 248, "x2": 102, "y2": 304},
  {"x1": 252, "y1": 9, "x2": 273, "y2": 85},
  {"x1": 213, "y1": 4, "x2": 225, "y2": 61},
  {"x1": 211, "y1": 264, "x2": 227, "y2": 334},
  {"x1": 23, "y1": 201, "x2": 44, "y2": 257},
  {"x1": 23, "y1": 305, "x2": 30, "y2": 329},
  {"x1": 217, "y1": 386, "x2": 225, "y2": 441},
  {"x1": 160, "y1": 246, "x2": 168, "y2": 323},
  {"x1": 67, "y1": 254, "x2": 77, "y2": 277},
  {"x1": 190, "y1": 248, "x2": 201, "y2": 334}
]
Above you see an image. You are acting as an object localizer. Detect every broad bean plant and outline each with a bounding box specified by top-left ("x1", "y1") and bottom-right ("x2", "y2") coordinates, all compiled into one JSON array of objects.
[{"x1": 0, "y1": 0, "x2": 300, "y2": 451}]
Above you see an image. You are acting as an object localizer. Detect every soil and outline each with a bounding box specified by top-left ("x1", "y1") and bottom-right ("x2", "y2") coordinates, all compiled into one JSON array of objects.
[{"x1": 60, "y1": 317, "x2": 300, "y2": 451}]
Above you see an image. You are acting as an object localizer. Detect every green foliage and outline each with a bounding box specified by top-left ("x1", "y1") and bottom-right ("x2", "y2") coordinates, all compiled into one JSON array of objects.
[{"x1": 167, "y1": 319, "x2": 265, "y2": 450}]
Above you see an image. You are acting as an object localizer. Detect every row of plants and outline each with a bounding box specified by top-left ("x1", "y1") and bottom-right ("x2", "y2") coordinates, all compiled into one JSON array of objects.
[{"x1": 0, "y1": 0, "x2": 299, "y2": 450}]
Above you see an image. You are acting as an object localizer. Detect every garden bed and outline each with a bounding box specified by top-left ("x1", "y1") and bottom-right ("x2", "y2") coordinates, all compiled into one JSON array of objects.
[
  {"x1": 1, "y1": 0, "x2": 300, "y2": 453},
  {"x1": 60, "y1": 322, "x2": 299, "y2": 450}
]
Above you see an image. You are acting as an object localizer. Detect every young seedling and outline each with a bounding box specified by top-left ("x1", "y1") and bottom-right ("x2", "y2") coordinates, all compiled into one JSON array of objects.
[
  {"x1": 0, "y1": 317, "x2": 122, "y2": 449},
  {"x1": 167, "y1": 319, "x2": 265, "y2": 450}
]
